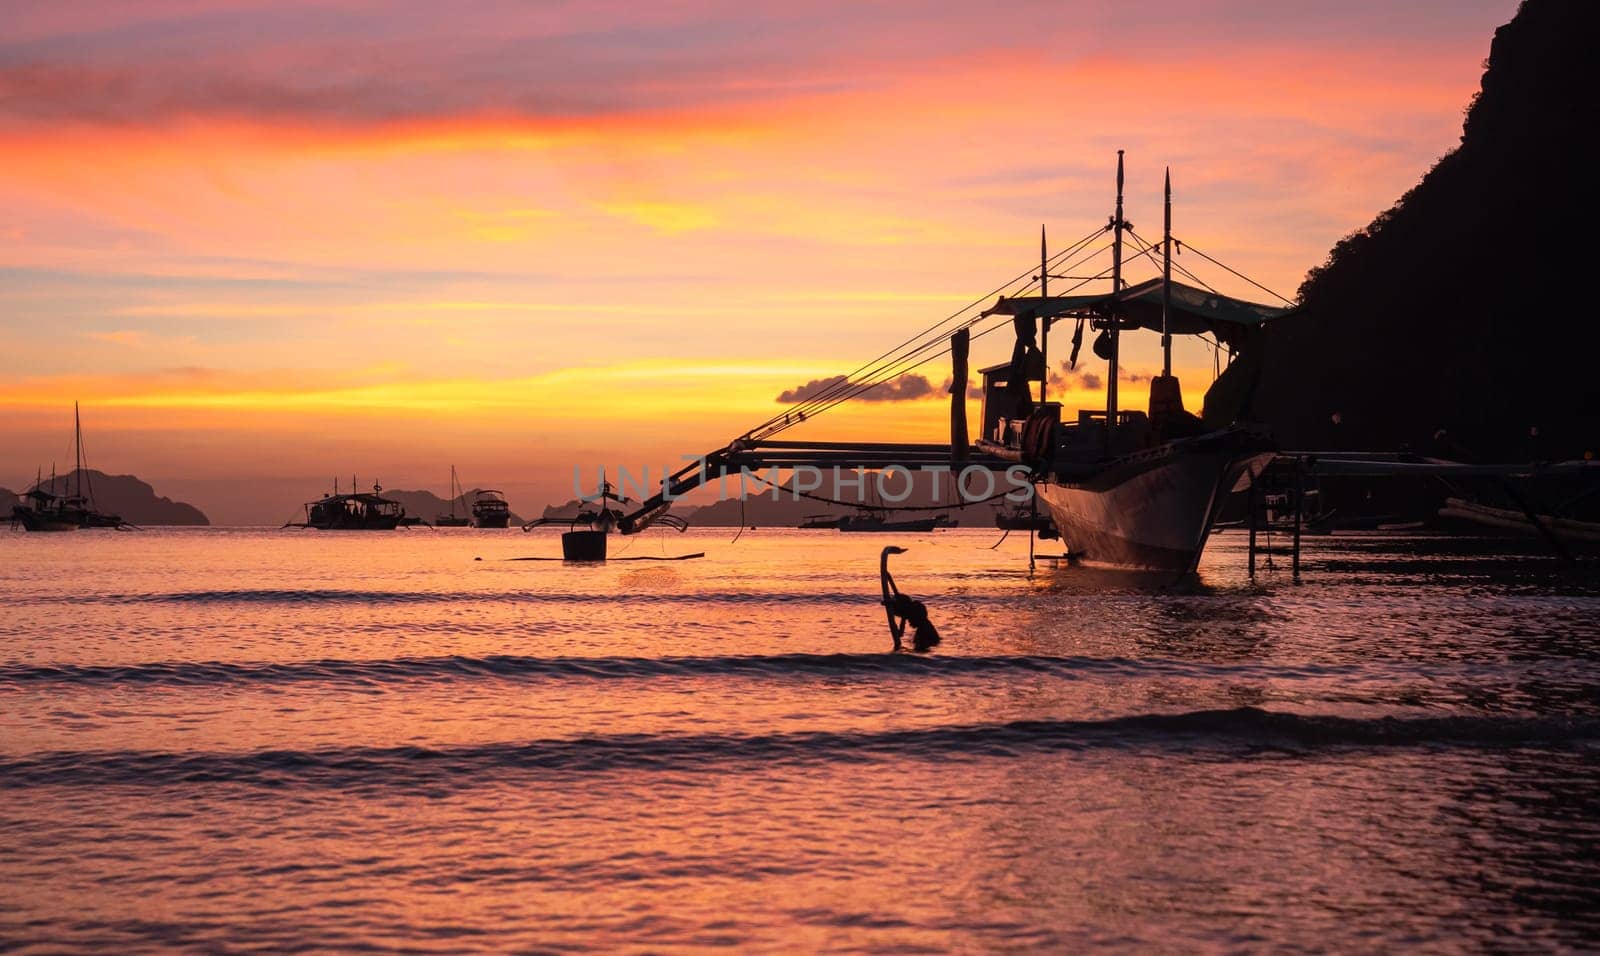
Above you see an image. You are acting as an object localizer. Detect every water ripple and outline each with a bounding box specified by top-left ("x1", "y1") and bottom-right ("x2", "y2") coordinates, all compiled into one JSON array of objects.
[
  {"x1": 2, "y1": 653, "x2": 1594, "y2": 692},
  {"x1": 4, "y1": 709, "x2": 1596, "y2": 791}
]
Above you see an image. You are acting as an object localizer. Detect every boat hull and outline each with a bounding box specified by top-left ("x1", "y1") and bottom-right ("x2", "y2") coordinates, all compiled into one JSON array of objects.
[
  {"x1": 1037, "y1": 432, "x2": 1275, "y2": 574},
  {"x1": 307, "y1": 517, "x2": 403, "y2": 530},
  {"x1": 838, "y1": 516, "x2": 949, "y2": 533},
  {"x1": 473, "y1": 515, "x2": 510, "y2": 529},
  {"x1": 10, "y1": 508, "x2": 79, "y2": 532}
]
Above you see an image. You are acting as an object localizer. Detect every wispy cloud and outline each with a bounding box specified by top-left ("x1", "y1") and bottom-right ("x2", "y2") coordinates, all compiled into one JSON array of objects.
[{"x1": 776, "y1": 372, "x2": 938, "y2": 404}]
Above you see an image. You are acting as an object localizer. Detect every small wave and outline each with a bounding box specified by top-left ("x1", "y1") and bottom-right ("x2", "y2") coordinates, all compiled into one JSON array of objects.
[
  {"x1": 0, "y1": 653, "x2": 1390, "y2": 690},
  {"x1": 10, "y1": 588, "x2": 883, "y2": 607},
  {"x1": 3, "y1": 709, "x2": 1595, "y2": 790}
]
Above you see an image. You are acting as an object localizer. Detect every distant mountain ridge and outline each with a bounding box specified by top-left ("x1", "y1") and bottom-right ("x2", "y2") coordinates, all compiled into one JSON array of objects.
[
  {"x1": 24, "y1": 470, "x2": 209, "y2": 525},
  {"x1": 1249, "y1": 0, "x2": 1597, "y2": 460}
]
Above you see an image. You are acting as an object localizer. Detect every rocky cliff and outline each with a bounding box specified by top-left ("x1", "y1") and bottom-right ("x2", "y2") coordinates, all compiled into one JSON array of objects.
[
  {"x1": 29, "y1": 470, "x2": 210, "y2": 525},
  {"x1": 1250, "y1": 0, "x2": 1598, "y2": 461}
]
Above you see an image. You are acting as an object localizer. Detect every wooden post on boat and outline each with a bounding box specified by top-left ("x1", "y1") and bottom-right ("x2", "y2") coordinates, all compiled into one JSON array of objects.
[
  {"x1": 1292, "y1": 456, "x2": 1305, "y2": 583},
  {"x1": 950, "y1": 328, "x2": 970, "y2": 461},
  {"x1": 1106, "y1": 150, "x2": 1125, "y2": 455},
  {"x1": 1247, "y1": 479, "x2": 1259, "y2": 580}
]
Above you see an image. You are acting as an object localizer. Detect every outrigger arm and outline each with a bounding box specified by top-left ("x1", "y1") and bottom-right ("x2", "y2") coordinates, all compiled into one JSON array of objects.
[{"x1": 615, "y1": 441, "x2": 1021, "y2": 534}]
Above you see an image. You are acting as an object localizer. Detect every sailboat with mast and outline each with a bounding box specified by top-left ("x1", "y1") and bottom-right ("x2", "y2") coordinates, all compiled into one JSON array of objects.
[
  {"x1": 436, "y1": 466, "x2": 471, "y2": 527},
  {"x1": 9, "y1": 403, "x2": 126, "y2": 532}
]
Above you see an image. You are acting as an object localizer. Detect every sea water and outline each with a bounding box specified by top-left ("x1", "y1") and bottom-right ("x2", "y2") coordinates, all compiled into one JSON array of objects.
[{"x1": 1, "y1": 527, "x2": 1597, "y2": 951}]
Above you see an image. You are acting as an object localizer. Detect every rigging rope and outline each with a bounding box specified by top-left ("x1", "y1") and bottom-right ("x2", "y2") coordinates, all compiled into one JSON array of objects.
[
  {"x1": 746, "y1": 224, "x2": 1107, "y2": 441},
  {"x1": 1170, "y1": 237, "x2": 1297, "y2": 306},
  {"x1": 735, "y1": 217, "x2": 1288, "y2": 448}
]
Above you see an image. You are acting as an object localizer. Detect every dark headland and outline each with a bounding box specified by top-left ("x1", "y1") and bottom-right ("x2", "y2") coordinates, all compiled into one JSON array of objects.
[
  {"x1": 21, "y1": 470, "x2": 210, "y2": 526},
  {"x1": 1245, "y1": 0, "x2": 1597, "y2": 461}
]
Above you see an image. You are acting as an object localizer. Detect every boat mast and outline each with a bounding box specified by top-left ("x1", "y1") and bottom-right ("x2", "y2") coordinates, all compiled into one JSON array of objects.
[
  {"x1": 1162, "y1": 167, "x2": 1173, "y2": 378},
  {"x1": 1106, "y1": 150, "x2": 1125, "y2": 451},
  {"x1": 74, "y1": 402, "x2": 82, "y2": 500},
  {"x1": 1039, "y1": 225, "x2": 1048, "y2": 404}
]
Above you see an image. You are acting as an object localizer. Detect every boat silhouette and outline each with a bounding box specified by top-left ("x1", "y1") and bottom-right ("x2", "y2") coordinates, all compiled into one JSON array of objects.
[
  {"x1": 436, "y1": 466, "x2": 471, "y2": 527},
  {"x1": 286, "y1": 478, "x2": 405, "y2": 530},
  {"x1": 10, "y1": 404, "x2": 126, "y2": 532}
]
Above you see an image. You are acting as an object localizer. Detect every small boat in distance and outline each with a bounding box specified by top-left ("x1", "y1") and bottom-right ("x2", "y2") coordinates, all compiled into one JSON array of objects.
[
  {"x1": 10, "y1": 404, "x2": 126, "y2": 532},
  {"x1": 994, "y1": 503, "x2": 1055, "y2": 535},
  {"x1": 471, "y1": 490, "x2": 511, "y2": 528},
  {"x1": 799, "y1": 514, "x2": 844, "y2": 529},
  {"x1": 286, "y1": 478, "x2": 405, "y2": 530},
  {"x1": 436, "y1": 466, "x2": 470, "y2": 527},
  {"x1": 837, "y1": 508, "x2": 954, "y2": 533},
  {"x1": 11, "y1": 482, "x2": 83, "y2": 532}
]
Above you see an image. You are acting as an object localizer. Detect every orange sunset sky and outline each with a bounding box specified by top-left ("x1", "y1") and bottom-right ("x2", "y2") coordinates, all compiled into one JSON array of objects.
[{"x1": 1, "y1": 0, "x2": 1520, "y2": 523}]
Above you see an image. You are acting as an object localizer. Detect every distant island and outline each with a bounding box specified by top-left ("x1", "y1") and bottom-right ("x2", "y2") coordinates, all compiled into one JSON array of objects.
[{"x1": 21, "y1": 470, "x2": 210, "y2": 525}]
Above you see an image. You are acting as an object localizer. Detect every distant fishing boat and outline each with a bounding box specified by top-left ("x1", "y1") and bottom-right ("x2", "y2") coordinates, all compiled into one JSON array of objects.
[
  {"x1": 286, "y1": 478, "x2": 405, "y2": 530},
  {"x1": 11, "y1": 482, "x2": 82, "y2": 532},
  {"x1": 471, "y1": 490, "x2": 511, "y2": 528},
  {"x1": 10, "y1": 403, "x2": 125, "y2": 532},
  {"x1": 837, "y1": 509, "x2": 953, "y2": 533},
  {"x1": 994, "y1": 504, "x2": 1055, "y2": 534},
  {"x1": 523, "y1": 472, "x2": 686, "y2": 538},
  {"x1": 798, "y1": 514, "x2": 843, "y2": 529},
  {"x1": 436, "y1": 466, "x2": 471, "y2": 527}
]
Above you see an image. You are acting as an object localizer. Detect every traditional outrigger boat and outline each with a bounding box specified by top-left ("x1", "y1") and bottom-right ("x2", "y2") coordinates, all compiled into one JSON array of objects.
[
  {"x1": 602, "y1": 154, "x2": 1599, "y2": 573},
  {"x1": 609, "y1": 154, "x2": 1293, "y2": 574},
  {"x1": 286, "y1": 479, "x2": 405, "y2": 530},
  {"x1": 523, "y1": 472, "x2": 686, "y2": 559},
  {"x1": 970, "y1": 159, "x2": 1286, "y2": 571},
  {"x1": 11, "y1": 483, "x2": 88, "y2": 532}
]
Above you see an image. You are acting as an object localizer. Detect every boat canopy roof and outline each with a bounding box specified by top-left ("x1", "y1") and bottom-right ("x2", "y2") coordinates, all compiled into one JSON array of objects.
[
  {"x1": 312, "y1": 492, "x2": 398, "y2": 505},
  {"x1": 984, "y1": 278, "x2": 1293, "y2": 347}
]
